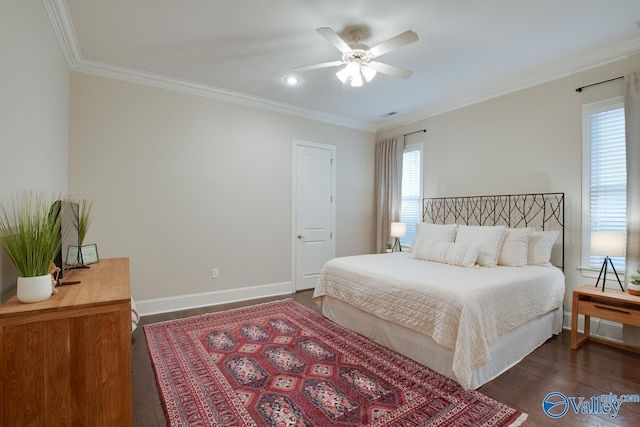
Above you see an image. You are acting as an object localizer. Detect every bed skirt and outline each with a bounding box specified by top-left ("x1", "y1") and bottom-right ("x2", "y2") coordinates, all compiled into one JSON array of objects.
[{"x1": 320, "y1": 295, "x2": 563, "y2": 389}]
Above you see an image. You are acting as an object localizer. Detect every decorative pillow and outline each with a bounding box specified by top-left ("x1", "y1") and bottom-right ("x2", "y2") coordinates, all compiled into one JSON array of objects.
[
  {"x1": 455, "y1": 225, "x2": 506, "y2": 268},
  {"x1": 498, "y1": 228, "x2": 534, "y2": 267},
  {"x1": 410, "y1": 223, "x2": 458, "y2": 252},
  {"x1": 411, "y1": 238, "x2": 481, "y2": 268},
  {"x1": 527, "y1": 230, "x2": 559, "y2": 266}
]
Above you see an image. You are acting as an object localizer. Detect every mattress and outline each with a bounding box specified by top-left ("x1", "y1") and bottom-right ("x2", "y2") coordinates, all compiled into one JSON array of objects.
[{"x1": 313, "y1": 252, "x2": 565, "y2": 389}]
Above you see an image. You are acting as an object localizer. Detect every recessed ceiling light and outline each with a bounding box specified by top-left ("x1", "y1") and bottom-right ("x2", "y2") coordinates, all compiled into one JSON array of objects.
[{"x1": 284, "y1": 76, "x2": 300, "y2": 85}]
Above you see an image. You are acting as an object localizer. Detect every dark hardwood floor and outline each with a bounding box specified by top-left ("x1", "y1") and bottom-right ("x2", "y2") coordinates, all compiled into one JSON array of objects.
[{"x1": 132, "y1": 291, "x2": 640, "y2": 426}]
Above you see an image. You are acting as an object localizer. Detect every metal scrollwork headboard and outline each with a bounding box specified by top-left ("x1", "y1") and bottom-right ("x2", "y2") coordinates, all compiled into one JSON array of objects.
[{"x1": 422, "y1": 193, "x2": 565, "y2": 269}]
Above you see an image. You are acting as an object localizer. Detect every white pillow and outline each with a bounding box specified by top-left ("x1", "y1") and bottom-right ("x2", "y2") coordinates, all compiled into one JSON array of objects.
[
  {"x1": 411, "y1": 238, "x2": 481, "y2": 268},
  {"x1": 410, "y1": 223, "x2": 458, "y2": 253},
  {"x1": 527, "y1": 230, "x2": 559, "y2": 266},
  {"x1": 412, "y1": 223, "x2": 458, "y2": 250},
  {"x1": 455, "y1": 225, "x2": 506, "y2": 268},
  {"x1": 498, "y1": 228, "x2": 533, "y2": 267}
]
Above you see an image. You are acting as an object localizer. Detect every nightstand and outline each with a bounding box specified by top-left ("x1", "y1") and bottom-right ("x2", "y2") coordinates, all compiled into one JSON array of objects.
[{"x1": 571, "y1": 284, "x2": 640, "y2": 353}]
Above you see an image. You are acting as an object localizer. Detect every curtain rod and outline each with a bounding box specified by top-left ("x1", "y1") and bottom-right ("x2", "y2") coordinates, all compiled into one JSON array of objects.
[
  {"x1": 404, "y1": 129, "x2": 426, "y2": 137},
  {"x1": 575, "y1": 76, "x2": 623, "y2": 92}
]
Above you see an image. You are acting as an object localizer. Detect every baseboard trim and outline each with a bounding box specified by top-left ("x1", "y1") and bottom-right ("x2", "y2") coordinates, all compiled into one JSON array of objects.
[
  {"x1": 136, "y1": 281, "x2": 294, "y2": 316},
  {"x1": 562, "y1": 310, "x2": 624, "y2": 343}
]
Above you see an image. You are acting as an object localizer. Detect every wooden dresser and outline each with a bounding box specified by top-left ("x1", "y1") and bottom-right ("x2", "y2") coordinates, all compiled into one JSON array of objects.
[{"x1": 0, "y1": 258, "x2": 133, "y2": 426}]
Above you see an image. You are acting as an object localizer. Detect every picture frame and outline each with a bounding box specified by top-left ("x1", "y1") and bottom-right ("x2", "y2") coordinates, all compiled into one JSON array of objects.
[
  {"x1": 66, "y1": 244, "x2": 99, "y2": 266},
  {"x1": 80, "y1": 244, "x2": 99, "y2": 265},
  {"x1": 66, "y1": 245, "x2": 79, "y2": 265}
]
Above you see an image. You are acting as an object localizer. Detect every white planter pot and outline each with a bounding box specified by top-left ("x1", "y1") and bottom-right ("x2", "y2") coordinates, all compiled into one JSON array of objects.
[{"x1": 17, "y1": 274, "x2": 53, "y2": 303}]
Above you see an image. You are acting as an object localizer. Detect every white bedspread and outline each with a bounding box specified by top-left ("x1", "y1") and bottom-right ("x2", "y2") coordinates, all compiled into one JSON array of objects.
[{"x1": 313, "y1": 252, "x2": 565, "y2": 389}]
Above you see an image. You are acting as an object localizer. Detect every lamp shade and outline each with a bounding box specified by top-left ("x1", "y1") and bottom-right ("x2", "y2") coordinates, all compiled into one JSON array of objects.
[
  {"x1": 335, "y1": 61, "x2": 377, "y2": 87},
  {"x1": 350, "y1": 73, "x2": 363, "y2": 87},
  {"x1": 336, "y1": 67, "x2": 349, "y2": 84},
  {"x1": 390, "y1": 222, "x2": 407, "y2": 238},
  {"x1": 361, "y1": 65, "x2": 377, "y2": 82},
  {"x1": 590, "y1": 231, "x2": 626, "y2": 257}
]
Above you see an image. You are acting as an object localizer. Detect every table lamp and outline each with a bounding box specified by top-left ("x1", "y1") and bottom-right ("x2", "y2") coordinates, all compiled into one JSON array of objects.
[
  {"x1": 591, "y1": 231, "x2": 625, "y2": 292},
  {"x1": 390, "y1": 222, "x2": 407, "y2": 252}
]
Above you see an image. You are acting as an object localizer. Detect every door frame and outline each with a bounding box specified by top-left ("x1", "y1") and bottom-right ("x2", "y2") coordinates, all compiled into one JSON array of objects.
[{"x1": 291, "y1": 139, "x2": 337, "y2": 291}]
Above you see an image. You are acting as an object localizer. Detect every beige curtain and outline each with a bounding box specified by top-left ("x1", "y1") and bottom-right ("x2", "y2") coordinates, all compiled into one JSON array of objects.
[
  {"x1": 625, "y1": 72, "x2": 640, "y2": 285},
  {"x1": 375, "y1": 137, "x2": 403, "y2": 252}
]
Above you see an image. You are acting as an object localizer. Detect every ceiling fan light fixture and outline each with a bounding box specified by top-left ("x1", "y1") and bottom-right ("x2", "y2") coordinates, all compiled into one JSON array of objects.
[
  {"x1": 361, "y1": 65, "x2": 376, "y2": 82},
  {"x1": 336, "y1": 67, "x2": 349, "y2": 84},
  {"x1": 336, "y1": 62, "x2": 368, "y2": 87},
  {"x1": 346, "y1": 61, "x2": 360, "y2": 77},
  {"x1": 350, "y1": 73, "x2": 363, "y2": 87}
]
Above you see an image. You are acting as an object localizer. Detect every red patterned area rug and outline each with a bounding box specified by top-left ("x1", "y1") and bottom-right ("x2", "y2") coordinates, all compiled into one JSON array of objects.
[{"x1": 144, "y1": 299, "x2": 527, "y2": 426}]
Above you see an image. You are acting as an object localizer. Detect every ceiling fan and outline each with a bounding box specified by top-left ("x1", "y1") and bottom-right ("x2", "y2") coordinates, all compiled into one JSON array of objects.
[{"x1": 293, "y1": 27, "x2": 419, "y2": 87}]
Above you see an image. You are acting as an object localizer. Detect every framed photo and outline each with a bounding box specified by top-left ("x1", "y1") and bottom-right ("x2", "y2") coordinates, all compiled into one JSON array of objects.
[
  {"x1": 65, "y1": 244, "x2": 99, "y2": 266},
  {"x1": 80, "y1": 244, "x2": 99, "y2": 265},
  {"x1": 66, "y1": 245, "x2": 80, "y2": 265}
]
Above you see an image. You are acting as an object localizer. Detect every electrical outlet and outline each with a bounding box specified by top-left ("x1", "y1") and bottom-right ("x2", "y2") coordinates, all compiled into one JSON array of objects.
[{"x1": 212, "y1": 268, "x2": 219, "y2": 279}]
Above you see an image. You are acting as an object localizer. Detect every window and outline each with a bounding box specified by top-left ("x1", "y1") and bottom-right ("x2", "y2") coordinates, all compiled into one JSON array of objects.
[
  {"x1": 582, "y1": 98, "x2": 626, "y2": 272},
  {"x1": 400, "y1": 143, "x2": 422, "y2": 247}
]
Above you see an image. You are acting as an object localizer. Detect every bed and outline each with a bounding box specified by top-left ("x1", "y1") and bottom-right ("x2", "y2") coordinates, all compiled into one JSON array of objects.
[{"x1": 313, "y1": 193, "x2": 565, "y2": 390}]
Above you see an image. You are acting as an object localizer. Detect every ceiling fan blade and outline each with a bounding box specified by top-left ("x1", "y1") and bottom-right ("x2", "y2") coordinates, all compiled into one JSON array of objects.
[
  {"x1": 292, "y1": 60, "x2": 344, "y2": 72},
  {"x1": 368, "y1": 61, "x2": 413, "y2": 79},
  {"x1": 317, "y1": 27, "x2": 352, "y2": 54},
  {"x1": 368, "y1": 30, "x2": 418, "y2": 57}
]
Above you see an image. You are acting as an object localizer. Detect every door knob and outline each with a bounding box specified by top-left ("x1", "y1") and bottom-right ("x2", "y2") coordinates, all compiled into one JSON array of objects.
[{"x1": 297, "y1": 235, "x2": 303, "y2": 240}]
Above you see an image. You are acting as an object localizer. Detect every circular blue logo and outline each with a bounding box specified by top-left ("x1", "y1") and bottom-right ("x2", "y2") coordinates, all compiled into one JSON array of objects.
[{"x1": 543, "y1": 392, "x2": 569, "y2": 418}]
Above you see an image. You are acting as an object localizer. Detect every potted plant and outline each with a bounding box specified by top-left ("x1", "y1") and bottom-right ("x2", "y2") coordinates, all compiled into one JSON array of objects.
[
  {"x1": 0, "y1": 191, "x2": 64, "y2": 303},
  {"x1": 385, "y1": 241, "x2": 394, "y2": 253},
  {"x1": 629, "y1": 270, "x2": 640, "y2": 296},
  {"x1": 72, "y1": 198, "x2": 93, "y2": 267}
]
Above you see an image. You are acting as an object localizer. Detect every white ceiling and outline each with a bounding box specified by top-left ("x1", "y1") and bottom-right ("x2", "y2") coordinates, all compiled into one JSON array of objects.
[{"x1": 48, "y1": 0, "x2": 640, "y2": 131}]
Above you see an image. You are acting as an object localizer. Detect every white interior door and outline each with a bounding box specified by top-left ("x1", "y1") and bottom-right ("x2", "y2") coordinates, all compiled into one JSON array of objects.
[{"x1": 293, "y1": 141, "x2": 335, "y2": 291}]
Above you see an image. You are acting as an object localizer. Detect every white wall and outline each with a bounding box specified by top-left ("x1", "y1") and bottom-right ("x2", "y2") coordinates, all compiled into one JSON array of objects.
[
  {"x1": 0, "y1": 1, "x2": 70, "y2": 300},
  {"x1": 378, "y1": 54, "x2": 640, "y2": 316},
  {"x1": 68, "y1": 72, "x2": 375, "y2": 306}
]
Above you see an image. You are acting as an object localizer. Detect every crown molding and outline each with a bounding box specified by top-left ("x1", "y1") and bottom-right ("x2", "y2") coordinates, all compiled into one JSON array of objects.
[
  {"x1": 42, "y1": 0, "x2": 80, "y2": 68},
  {"x1": 42, "y1": 0, "x2": 376, "y2": 133},
  {"x1": 376, "y1": 37, "x2": 640, "y2": 132},
  {"x1": 72, "y1": 58, "x2": 377, "y2": 132}
]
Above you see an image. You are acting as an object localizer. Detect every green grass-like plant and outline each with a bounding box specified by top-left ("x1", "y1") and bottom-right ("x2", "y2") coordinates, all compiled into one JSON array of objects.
[
  {"x1": 73, "y1": 198, "x2": 93, "y2": 246},
  {"x1": 0, "y1": 191, "x2": 64, "y2": 277}
]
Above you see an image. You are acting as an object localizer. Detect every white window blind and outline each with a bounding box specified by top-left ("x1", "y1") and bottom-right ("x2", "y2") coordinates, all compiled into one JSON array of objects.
[
  {"x1": 586, "y1": 103, "x2": 626, "y2": 271},
  {"x1": 400, "y1": 146, "x2": 421, "y2": 247}
]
